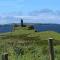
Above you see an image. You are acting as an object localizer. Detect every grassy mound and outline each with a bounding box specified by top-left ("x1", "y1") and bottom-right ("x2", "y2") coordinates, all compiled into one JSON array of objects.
[{"x1": 0, "y1": 26, "x2": 60, "y2": 60}]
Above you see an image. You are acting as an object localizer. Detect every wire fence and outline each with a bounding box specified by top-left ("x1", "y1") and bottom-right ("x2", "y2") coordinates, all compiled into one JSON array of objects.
[{"x1": 0, "y1": 38, "x2": 60, "y2": 60}]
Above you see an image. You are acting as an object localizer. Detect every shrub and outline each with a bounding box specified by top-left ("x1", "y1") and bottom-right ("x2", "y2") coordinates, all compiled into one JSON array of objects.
[
  {"x1": 21, "y1": 25, "x2": 26, "y2": 27},
  {"x1": 27, "y1": 25, "x2": 34, "y2": 30},
  {"x1": 35, "y1": 30, "x2": 38, "y2": 32}
]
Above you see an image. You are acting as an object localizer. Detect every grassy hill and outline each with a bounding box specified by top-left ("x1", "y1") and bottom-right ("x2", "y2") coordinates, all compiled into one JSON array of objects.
[
  {"x1": 2, "y1": 26, "x2": 60, "y2": 40},
  {"x1": 0, "y1": 26, "x2": 60, "y2": 60}
]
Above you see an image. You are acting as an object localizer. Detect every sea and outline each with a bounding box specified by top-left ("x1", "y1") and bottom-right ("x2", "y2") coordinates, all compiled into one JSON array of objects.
[
  {"x1": 0, "y1": 24, "x2": 13, "y2": 33},
  {"x1": 0, "y1": 23, "x2": 60, "y2": 33},
  {"x1": 33, "y1": 24, "x2": 60, "y2": 32}
]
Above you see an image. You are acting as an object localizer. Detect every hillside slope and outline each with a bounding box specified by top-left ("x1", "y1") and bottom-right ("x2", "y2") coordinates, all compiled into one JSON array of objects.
[
  {"x1": 0, "y1": 26, "x2": 60, "y2": 60},
  {"x1": 2, "y1": 26, "x2": 60, "y2": 40}
]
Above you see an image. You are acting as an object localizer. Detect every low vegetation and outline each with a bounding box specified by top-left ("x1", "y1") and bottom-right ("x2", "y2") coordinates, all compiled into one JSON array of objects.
[{"x1": 0, "y1": 26, "x2": 60, "y2": 60}]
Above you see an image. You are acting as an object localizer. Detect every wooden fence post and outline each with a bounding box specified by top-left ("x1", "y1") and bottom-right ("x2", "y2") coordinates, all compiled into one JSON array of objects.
[
  {"x1": 48, "y1": 38, "x2": 54, "y2": 60},
  {"x1": 2, "y1": 53, "x2": 8, "y2": 60}
]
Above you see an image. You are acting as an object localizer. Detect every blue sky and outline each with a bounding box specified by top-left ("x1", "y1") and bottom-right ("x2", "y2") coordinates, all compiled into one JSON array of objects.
[
  {"x1": 0, "y1": 0, "x2": 60, "y2": 24},
  {"x1": 0, "y1": 0, "x2": 60, "y2": 15}
]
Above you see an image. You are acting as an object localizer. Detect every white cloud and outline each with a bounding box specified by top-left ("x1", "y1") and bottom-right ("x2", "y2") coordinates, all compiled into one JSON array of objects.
[
  {"x1": 13, "y1": 15, "x2": 60, "y2": 24},
  {"x1": 1, "y1": 9, "x2": 60, "y2": 24}
]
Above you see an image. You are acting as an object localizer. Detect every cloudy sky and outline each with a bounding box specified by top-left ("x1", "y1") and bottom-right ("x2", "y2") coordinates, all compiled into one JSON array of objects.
[{"x1": 0, "y1": 0, "x2": 60, "y2": 24}]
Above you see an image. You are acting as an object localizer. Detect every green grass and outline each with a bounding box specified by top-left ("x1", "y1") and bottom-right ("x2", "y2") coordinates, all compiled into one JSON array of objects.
[{"x1": 0, "y1": 26, "x2": 60, "y2": 60}]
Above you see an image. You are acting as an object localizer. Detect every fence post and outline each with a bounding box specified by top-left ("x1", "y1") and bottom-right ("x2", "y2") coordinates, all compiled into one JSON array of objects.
[
  {"x1": 2, "y1": 53, "x2": 8, "y2": 60},
  {"x1": 48, "y1": 38, "x2": 54, "y2": 60}
]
